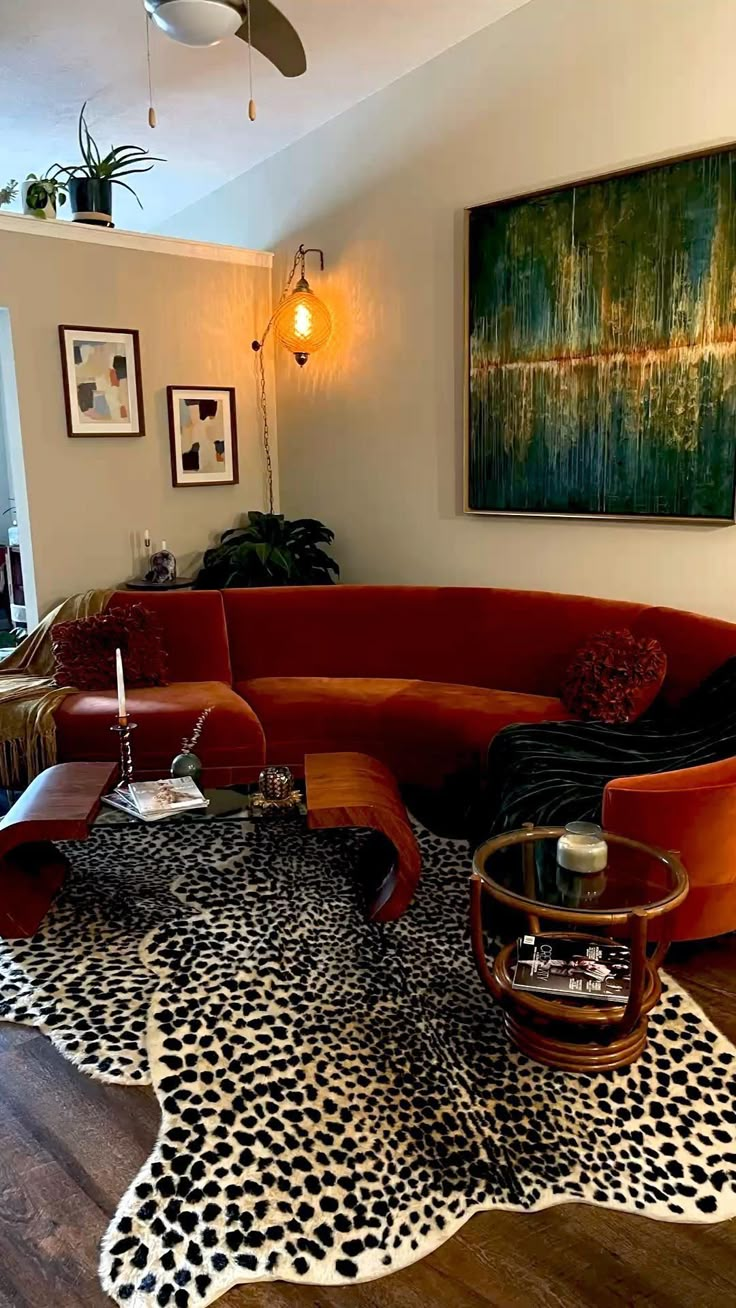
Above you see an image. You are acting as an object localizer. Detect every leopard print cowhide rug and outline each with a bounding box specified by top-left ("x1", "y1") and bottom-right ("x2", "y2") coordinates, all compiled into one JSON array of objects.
[{"x1": 1, "y1": 816, "x2": 735, "y2": 1308}]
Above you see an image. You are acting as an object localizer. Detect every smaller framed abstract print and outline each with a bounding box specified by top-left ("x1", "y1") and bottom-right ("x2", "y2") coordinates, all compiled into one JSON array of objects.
[
  {"x1": 167, "y1": 386, "x2": 239, "y2": 488},
  {"x1": 59, "y1": 325, "x2": 144, "y2": 437}
]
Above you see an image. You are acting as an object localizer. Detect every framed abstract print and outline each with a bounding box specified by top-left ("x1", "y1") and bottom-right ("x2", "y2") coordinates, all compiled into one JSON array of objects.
[
  {"x1": 465, "y1": 146, "x2": 736, "y2": 521},
  {"x1": 167, "y1": 386, "x2": 239, "y2": 488},
  {"x1": 59, "y1": 325, "x2": 144, "y2": 437}
]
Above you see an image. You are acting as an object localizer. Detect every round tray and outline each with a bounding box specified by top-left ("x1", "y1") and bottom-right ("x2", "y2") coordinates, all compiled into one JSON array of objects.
[{"x1": 124, "y1": 577, "x2": 194, "y2": 591}]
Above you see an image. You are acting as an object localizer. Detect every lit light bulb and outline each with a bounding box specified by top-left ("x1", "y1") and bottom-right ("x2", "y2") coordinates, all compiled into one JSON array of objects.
[{"x1": 293, "y1": 303, "x2": 313, "y2": 339}]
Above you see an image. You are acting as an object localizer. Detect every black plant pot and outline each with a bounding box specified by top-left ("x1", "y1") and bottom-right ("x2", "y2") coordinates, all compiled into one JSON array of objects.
[{"x1": 69, "y1": 177, "x2": 113, "y2": 227}]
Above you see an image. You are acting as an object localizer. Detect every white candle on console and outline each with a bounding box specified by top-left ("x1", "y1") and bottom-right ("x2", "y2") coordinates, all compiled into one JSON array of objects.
[{"x1": 115, "y1": 648, "x2": 127, "y2": 722}]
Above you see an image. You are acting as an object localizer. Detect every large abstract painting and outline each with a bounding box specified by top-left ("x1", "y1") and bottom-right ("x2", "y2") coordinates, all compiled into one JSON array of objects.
[
  {"x1": 59, "y1": 326, "x2": 144, "y2": 437},
  {"x1": 466, "y1": 148, "x2": 736, "y2": 520}
]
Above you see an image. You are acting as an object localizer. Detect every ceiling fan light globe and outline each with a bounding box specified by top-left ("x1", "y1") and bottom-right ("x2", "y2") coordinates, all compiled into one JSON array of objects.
[{"x1": 151, "y1": 0, "x2": 241, "y2": 47}]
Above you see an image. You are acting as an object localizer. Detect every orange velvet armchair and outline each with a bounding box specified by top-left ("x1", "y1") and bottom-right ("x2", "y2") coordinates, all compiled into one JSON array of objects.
[{"x1": 603, "y1": 758, "x2": 736, "y2": 942}]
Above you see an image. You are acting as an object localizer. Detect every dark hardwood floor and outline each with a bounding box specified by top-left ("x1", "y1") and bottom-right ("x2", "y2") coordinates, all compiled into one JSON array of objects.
[{"x1": 0, "y1": 934, "x2": 735, "y2": 1308}]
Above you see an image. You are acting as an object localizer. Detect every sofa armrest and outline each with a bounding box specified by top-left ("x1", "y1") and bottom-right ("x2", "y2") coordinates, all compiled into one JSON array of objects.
[
  {"x1": 603, "y1": 756, "x2": 736, "y2": 891},
  {"x1": 606, "y1": 756, "x2": 736, "y2": 796}
]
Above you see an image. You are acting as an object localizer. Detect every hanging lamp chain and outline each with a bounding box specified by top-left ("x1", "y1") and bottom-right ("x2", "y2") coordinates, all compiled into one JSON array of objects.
[{"x1": 252, "y1": 246, "x2": 304, "y2": 514}]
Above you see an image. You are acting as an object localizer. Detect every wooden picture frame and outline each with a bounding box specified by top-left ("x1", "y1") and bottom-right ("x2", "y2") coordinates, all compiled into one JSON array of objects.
[
  {"x1": 464, "y1": 142, "x2": 736, "y2": 522},
  {"x1": 59, "y1": 325, "x2": 144, "y2": 437},
  {"x1": 167, "y1": 386, "x2": 239, "y2": 488}
]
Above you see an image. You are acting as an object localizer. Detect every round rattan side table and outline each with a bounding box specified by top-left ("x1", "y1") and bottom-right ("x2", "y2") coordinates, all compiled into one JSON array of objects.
[{"x1": 470, "y1": 825, "x2": 688, "y2": 1072}]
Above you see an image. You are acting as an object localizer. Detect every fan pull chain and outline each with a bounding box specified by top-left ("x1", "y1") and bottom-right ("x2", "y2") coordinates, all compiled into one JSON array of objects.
[
  {"x1": 247, "y1": 1, "x2": 256, "y2": 120},
  {"x1": 145, "y1": 14, "x2": 157, "y2": 128}
]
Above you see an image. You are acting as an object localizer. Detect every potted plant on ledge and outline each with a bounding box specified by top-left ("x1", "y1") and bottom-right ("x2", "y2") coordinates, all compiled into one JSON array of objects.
[
  {"x1": 56, "y1": 103, "x2": 164, "y2": 227},
  {"x1": 22, "y1": 171, "x2": 67, "y2": 220},
  {"x1": 194, "y1": 512, "x2": 339, "y2": 588}
]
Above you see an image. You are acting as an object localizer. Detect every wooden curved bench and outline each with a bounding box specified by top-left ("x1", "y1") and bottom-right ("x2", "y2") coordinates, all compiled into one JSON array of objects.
[
  {"x1": 305, "y1": 751, "x2": 421, "y2": 921},
  {"x1": 0, "y1": 761, "x2": 117, "y2": 937}
]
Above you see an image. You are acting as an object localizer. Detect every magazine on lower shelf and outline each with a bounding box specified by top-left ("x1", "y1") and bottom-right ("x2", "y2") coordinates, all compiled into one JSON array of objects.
[
  {"x1": 512, "y1": 934, "x2": 631, "y2": 1004},
  {"x1": 102, "y1": 777, "x2": 209, "y2": 822}
]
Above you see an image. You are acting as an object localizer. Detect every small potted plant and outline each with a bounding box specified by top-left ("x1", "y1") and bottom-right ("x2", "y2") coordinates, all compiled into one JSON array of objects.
[
  {"x1": 22, "y1": 171, "x2": 67, "y2": 220},
  {"x1": 56, "y1": 103, "x2": 164, "y2": 227},
  {"x1": 0, "y1": 180, "x2": 18, "y2": 209}
]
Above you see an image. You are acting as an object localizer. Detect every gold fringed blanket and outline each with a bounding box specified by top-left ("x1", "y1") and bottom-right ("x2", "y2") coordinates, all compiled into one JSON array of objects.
[{"x1": 0, "y1": 589, "x2": 114, "y2": 787}]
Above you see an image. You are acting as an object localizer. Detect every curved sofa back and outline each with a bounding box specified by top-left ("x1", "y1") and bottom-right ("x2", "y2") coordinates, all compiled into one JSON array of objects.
[
  {"x1": 111, "y1": 589, "x2": 232, "y2": 684},
  {"x1": 114, "y1": 585, "x2": 736, "y2": 702},
  {"x1": 221, "y1": 585, "x2": 734, "y2": 699},
  {"x1": 217, "y1": 588, "x2": 632, "y2": 701},
  {"x1": 631, "y1": 606, "x2": 736, "y2": 703}
]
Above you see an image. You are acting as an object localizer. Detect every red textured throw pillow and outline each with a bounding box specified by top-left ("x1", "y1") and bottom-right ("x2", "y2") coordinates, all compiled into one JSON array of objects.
[
  {"x1": 52, "y1": 604, "x2": 169, "y2": 691},
  {"x1": 560, "y1": 628, "x2": 667, "y2": 724}
]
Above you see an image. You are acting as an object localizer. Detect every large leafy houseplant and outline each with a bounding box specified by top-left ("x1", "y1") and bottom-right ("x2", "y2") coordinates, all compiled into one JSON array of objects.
[{"x1": 195, "y1": 512, "x2": 339, "y2": 589}]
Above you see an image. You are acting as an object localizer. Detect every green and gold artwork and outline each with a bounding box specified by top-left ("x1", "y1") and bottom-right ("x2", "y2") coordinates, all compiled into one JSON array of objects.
[{"x1": 467, "y1": 149, "x2": 736, "y2": 519}]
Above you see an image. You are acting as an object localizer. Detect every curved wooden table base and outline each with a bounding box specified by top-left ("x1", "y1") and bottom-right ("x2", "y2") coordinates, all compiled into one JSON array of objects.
[
  {"x1": 305, "y1": 752, "x2": 421, "y2": 921},
  {"x1": 0, "y1": 761, "x2": 117, "y2": 938},
  {"x1": 492, "y1": 937, "x2": 662, "y2": 1072}
]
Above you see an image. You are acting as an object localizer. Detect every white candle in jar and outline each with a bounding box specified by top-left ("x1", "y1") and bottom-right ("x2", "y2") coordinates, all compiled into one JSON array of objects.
[
  {"x1": 557, "y1": 830, "x2": 608, "y2": 874},
  {"x1": 115, "y1": 647, "x2": 127, "y2": 722}
]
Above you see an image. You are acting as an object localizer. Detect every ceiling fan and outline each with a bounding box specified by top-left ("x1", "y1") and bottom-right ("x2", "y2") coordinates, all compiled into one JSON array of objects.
[{"x1": 143, "y1": 0, "x2": 306, "y2": 77}]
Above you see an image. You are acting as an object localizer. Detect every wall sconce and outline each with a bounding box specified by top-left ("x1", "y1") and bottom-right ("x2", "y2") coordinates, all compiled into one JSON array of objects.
[
  {"x1": 252, "y1": 244, "x2": 332, "y2": 368},
  {"x1": 251, "y1": 243, "x2": 332, "y2": 514}
]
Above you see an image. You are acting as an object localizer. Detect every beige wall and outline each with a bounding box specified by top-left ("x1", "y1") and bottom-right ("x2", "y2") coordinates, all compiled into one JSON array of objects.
[
  {"x1": 0, "y1": 220, "x2": 274, "y2": 619},
  {"x1": 162, "y1": 0, "x2": 736, "y2": 620}
]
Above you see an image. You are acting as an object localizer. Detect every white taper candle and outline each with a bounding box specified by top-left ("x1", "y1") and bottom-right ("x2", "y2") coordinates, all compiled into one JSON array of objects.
[{"x1": 115, "y1": 648, "x2": 127, "y2": 722}]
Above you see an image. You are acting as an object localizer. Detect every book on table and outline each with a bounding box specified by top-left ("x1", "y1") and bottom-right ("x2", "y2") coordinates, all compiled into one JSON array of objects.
[
  {"x1": 512, "y1": 934, "x2": 631, "y2": 1004},
  {"x1": 102, "y1": 777, "x2": 209, "y2": 822}
]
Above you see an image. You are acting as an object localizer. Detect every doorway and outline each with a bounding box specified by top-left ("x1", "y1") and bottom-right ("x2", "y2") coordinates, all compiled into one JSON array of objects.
[{"x1": 0, "y1": 308, "x2": 37, "y2": 642}]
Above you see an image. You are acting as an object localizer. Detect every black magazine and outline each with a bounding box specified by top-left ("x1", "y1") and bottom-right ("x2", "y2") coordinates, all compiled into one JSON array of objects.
[{"x1": 512, "y1": 935, "x2": 631, "y2": 1004}]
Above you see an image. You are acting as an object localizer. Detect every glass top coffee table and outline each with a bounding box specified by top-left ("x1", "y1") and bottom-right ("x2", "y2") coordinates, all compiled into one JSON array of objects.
[{"x1": 470, "y1": 824, "x2": 688, "y2": 1072}]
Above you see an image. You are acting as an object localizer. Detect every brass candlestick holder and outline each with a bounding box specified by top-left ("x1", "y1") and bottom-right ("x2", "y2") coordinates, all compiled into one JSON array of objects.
[{"x1": 111, "y1": 718, "x2": 137, "y2": 789}]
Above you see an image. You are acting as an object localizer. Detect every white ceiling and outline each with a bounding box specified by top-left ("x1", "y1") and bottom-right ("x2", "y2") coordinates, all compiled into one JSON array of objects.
[{"x1": 0, "y1": 1, "x2": 530, "y2": 234}]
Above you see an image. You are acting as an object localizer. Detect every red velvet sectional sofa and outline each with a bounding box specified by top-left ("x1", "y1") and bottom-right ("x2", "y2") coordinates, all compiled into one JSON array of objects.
[
  {"x1": 53, "y1": 584, "x2": 736, "y2": 940},
  {"x1": 53, "y1": 583, "x2": 736, "y2": 786}
]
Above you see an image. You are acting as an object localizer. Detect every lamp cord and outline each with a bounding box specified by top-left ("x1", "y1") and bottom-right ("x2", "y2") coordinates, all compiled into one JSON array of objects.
[
  {"x1": 256, "y1": 349, "x2": 275, "y2": 513},
  {"x1": 254, "y1": 247, "x2": 304, "y2": 514}
]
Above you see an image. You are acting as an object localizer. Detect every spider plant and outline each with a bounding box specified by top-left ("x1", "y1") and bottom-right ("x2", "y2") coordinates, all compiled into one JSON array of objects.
[{"x1": 58, "y1": 103, "x2": 164, "y2": 209}]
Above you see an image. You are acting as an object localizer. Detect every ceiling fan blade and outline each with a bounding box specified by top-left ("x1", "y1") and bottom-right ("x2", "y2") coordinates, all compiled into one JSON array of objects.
[{"x1": 236, "y1": 0, "x2": 307, "y2": 77}]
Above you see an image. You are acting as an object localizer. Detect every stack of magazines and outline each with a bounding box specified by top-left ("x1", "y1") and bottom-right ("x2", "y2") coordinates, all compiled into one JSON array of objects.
[
  {"x1": 512, "y1": 934, "x2": 631, "y2": 1004},
  {"x1": 102, "y1": 777, "x2": 209, "y2": 822}
]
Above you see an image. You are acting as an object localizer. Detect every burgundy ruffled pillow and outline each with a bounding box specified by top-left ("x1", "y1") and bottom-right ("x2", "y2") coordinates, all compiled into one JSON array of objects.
[
  {"x1": 52, "y1": 604, "x2": 169, "y2": 691},
  {"x1": 560, "y1": 628, "x2": 667, "y2": 724}
]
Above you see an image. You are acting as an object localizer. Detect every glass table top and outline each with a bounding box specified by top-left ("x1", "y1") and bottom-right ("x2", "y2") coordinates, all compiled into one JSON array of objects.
[
  {"x1": 475, "y1": 829, "x2": 686, "y2": 919},
  {"x1": 93, "y1": 786, "x2": 254, "y2": 826}
]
